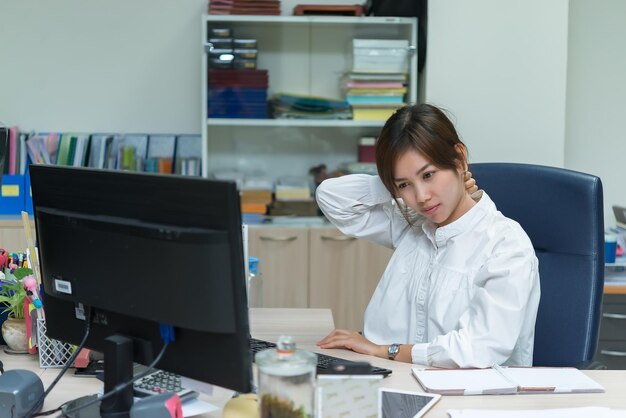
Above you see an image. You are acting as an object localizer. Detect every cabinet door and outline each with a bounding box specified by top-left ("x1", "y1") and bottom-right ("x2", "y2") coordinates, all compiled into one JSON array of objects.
[
  {"x1": 309, "y1": 227, "x2": 393, "y2": 331},
  {"x1": 0, "y1": 221, "x2": 36, "y2": 253},
  {"x1": 248, "y1": 227, "x2": 309, "y2": 308}
]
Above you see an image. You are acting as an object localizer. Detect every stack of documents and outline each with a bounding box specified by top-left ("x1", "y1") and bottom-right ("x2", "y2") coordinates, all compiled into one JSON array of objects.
[
  {"x1": 412, "y1": 366, "x2": 604, "y2": 396},
  {"x1": 348, "y1": 38, "x2": 410, "y2": 121},
  {"x1": 270, "y1": 94, "x2": 351, "y2": 120},
  {"x1": 344, "y1": 72, "x2": 407, "y2": 121}
]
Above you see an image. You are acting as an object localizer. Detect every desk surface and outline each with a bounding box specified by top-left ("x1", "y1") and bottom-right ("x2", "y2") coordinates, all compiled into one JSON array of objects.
[{"x1": 2, "y1": 308, "x2": 626, "y2": 417}]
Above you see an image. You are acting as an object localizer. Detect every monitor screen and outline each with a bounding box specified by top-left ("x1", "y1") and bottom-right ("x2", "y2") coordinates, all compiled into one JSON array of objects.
[{"x1": 30, "y1": 165, "x2": 252, "y2": 414}]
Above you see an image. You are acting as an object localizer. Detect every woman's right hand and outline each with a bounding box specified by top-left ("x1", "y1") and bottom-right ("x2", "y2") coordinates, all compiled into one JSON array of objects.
[
  {"x1": 316, "y1": 329, "x2": 387, "y2": 358},
  {"x1": 464, "y1": 171, "x2": 478, "y2": 194}
]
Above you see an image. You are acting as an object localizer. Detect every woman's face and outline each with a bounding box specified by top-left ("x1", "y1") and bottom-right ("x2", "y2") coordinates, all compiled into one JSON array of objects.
[{"x1": 392, "y1": 149, "x2": 472, "y2": 227}]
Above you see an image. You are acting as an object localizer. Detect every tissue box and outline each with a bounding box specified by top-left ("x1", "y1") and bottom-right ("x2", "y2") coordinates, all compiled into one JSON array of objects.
[{"x1": 316, "y1": 374, "x2": 383, "y2": 418}]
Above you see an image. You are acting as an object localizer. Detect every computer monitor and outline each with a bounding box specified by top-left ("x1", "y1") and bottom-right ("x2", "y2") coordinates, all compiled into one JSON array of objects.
[{"x1": 30, "y1": 165, "x2": 252, "y2": 416}]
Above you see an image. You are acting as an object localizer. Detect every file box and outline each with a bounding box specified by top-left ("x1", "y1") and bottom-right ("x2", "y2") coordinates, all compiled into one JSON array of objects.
[
  {"x1": 23, "y1": 173, "x2": 33, "y2": 215},
  {"x1": 0, "y1": 174, "x2": 25, "y2": 215}
]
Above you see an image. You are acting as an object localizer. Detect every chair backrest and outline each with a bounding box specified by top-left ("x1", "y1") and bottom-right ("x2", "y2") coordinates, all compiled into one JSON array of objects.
[{"x1": 471, "y1": 163, "x2": 604, "y2": 367}]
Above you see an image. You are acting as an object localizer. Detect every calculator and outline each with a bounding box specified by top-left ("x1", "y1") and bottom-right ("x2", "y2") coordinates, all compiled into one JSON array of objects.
[{"x1": 133, "y1": 370, "x2": 198, "y2": 402}]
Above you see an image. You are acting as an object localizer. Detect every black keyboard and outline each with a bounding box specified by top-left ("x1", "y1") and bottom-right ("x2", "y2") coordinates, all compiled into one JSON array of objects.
[{"x1": 249, "y1": 338, "x2": 392, "y2": 377}]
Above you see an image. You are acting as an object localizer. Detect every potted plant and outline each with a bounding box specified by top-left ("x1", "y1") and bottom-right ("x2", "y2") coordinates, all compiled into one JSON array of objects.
[{"x1": 0, "y1": 268, "x2": 33, "y2": 352}]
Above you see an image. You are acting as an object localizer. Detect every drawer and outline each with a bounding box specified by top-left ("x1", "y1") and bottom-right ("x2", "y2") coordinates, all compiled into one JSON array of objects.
[
  {"x1": 595, "y1": 340, "x2": 626, "y2": 369},
  {"x1": 599, "y1": 304, "x2": 626, "y2": 341}
]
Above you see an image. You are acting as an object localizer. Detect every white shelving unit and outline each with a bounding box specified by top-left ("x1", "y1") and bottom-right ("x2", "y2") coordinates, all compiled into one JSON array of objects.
[{"x1": 201, "y1": 14, "x2": 418, "y2": 180}]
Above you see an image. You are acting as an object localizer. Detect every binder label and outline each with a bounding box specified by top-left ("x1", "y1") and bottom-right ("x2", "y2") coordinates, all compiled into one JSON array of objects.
[{"x1": 1, "y1": 185, "x2": 20, "y2": 197}]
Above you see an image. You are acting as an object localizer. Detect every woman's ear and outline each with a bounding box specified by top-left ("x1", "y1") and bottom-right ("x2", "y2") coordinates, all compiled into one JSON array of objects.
[{"x1": 454, "y1": 144, "x2": 469, "y2": 173}]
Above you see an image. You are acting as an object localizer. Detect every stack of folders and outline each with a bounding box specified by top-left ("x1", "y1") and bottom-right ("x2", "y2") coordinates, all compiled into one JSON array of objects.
[
  {"x1": 173, "y1": 135, "x2": 202, "y2": 176},
  {"x1": 4, "y1": 130, "x2": 200, "y2": 175},
  {"x1": 208, "y1": 69, "x2": 269, "y2": 118},
  {"x1": 1, "y1": 126, "x2": 31, "y2": 175},
  {"x1": 348, "y1": 38, "x2": 410, "y2": 121},
  {"x1": 412, "y1": 365, "x2": 605, "y2": 396},
  {"x1": 270, "y1": 94, "x2": 351, "y2": 120},
  {"x1": 144, "y1": 135, "x2": 176, "y2": 174}
]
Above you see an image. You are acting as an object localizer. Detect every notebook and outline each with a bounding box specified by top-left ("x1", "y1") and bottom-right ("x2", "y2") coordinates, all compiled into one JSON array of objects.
[{"x1": 412, "y1": 365, "x2": 605, "y2": 396}]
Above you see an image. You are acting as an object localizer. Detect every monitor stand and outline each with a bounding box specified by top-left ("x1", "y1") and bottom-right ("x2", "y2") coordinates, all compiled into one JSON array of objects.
[{"x1": 63, "y1": 335, "x2": 141, "y2": 418}]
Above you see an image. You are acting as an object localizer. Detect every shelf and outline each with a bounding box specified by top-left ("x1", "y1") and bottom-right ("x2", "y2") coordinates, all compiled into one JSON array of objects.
[
  {"x1": 206, "y1": 118, "x2": 385, "y2": 128},
  {"x1": 204, "y1": 15, "x2": 415, "y2": 26},
  {"x1": 201, "y1": 14, "x2": 418, "y2": 179}
]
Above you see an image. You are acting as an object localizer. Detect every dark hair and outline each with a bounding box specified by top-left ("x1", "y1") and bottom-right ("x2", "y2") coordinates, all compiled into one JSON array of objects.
[{"x1": 375, "y1": 104, "x2": 467, "y2": 197}]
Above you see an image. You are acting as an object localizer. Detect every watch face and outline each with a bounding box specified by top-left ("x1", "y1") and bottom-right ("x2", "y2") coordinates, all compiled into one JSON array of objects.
[{"x1": 388, "y1": 344, "x2": 400, "y2": 360}]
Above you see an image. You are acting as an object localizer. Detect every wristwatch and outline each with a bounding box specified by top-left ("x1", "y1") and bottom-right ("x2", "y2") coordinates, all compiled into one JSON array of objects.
[{"x1": 387, "y1": 343, "x2": 400, "y2": 360}]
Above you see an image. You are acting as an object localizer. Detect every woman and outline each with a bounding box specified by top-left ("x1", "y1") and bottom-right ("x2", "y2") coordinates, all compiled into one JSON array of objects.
[{"x1": 315, "y1": 104, "x2": 540, "y2": 368}]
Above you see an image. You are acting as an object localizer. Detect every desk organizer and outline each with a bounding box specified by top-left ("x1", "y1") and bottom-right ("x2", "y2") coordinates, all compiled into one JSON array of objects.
[{"x1": 37, "y1": 318, "x2": 74, "y2": 368}]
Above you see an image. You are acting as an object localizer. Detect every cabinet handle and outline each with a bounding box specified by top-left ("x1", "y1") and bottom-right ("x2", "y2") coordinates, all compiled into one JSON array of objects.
[
  {"x1": 600, "y1": 349, "x2": 626, "y2": 357},
  {"x1": 603, "y1": 313, "x2": 626, "y2": 320},
  {"x1": 259, "y1": 236, "x2": 298, "y2": 242},
  {"x1": 320, "y1": 235, "x2": 356, "y2": 241}
]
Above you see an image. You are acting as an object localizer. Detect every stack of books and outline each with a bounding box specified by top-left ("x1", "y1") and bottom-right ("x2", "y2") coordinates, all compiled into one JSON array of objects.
[
  {"x1": 208, "y1": 0, "x2": 281, "y2": 15},
  {"x1": 208, "y1": 69, "x2": 269, "y2": 118}
]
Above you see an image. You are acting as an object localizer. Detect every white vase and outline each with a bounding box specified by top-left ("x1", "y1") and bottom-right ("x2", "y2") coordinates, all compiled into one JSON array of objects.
[{"x1": 2, "y1": 317, "x2": 28, "y2": 352}]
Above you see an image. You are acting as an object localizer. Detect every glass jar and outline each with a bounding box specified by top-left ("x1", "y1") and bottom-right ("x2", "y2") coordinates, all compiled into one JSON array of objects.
[{"x1": 256, "y1": 335, "x2": 317, "y2": 418}]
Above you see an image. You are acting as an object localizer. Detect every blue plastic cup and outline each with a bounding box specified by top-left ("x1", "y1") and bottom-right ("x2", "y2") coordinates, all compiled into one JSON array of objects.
[{"x1": 605, "y1": 234, "x2": 617, "y2": 264}]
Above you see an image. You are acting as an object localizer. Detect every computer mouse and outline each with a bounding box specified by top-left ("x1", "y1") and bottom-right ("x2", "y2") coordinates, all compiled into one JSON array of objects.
[{"x1": 223, "y1": 393, "x2": 259, "y2": 418}]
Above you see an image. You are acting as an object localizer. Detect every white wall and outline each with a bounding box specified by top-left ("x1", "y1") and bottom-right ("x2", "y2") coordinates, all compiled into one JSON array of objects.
[
  {"x1": 565, "y1": 0, "x2": 626, "y2": 225},
  {"x1": 6, "y1": 0, "x2": 624, "y2": 223},
  {"x1": 0, "y1": 0, "x2": 206, "y2": 133},
  {"x1": 425, "y1": 0, "x2": 569, "y2": 167}
]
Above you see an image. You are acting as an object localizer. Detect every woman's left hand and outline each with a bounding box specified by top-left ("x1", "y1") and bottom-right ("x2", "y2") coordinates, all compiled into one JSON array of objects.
[{"x1": 317, "y1": 329, "x2": 385, "y2": 358}]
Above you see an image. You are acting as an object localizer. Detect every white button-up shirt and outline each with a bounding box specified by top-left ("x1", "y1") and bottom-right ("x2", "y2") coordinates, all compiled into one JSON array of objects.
[{"x1": 316, "y1": 174, "x2": 540, "y2": 368}]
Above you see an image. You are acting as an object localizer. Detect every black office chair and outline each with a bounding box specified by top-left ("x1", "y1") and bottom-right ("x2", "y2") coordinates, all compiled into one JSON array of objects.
[{"x1": 471, "y1": 163, "x2": 605, "y2": 368}]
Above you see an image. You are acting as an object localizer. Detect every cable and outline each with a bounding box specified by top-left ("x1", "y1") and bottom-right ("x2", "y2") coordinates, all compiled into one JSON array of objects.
[
  {"x1": 25, "y1": 307, "x2": 93, "y2": 418},
  {"x1": 58, "y1": 341, "x2": 169, "y2": 417}
]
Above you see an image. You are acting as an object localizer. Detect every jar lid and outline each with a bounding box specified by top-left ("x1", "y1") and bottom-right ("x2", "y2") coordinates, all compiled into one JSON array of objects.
[{"x1": 256, "y1": 335, "x2": 317, "y2": 376}]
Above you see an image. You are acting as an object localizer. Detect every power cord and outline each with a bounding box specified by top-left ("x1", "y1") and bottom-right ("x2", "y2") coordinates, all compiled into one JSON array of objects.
[
  {"x1": 24, "y1": 307, "x2": 93, "y2": 418},
  {"x1": 58, "y1": 341, "x2": 169, "y2": 417}
]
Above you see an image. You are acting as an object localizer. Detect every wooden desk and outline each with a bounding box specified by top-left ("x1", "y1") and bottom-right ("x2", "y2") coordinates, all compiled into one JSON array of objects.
[
  {"x1": 605, "y1": 283, "x2": 626, "y2": 295},
  {"x1": 2, "y1": 308, "x2": 626, "y2": 417}
]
